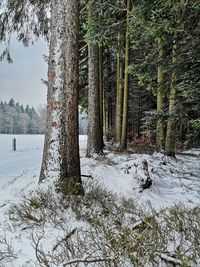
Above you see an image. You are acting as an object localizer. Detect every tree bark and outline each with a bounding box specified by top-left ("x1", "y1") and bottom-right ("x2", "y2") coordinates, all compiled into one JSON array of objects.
[
  {"x1": 165, "y1": 42, "x2": 177, "y2": 157},
  {"x1": 156, "y1": 40, "x2": 166, "y2": 151},
  {"x1": 87, "y1": 43, "x2": 104, "y2": 156},
  {"x1": 120, "y1": 0, "x2": 131, "y2": 150},
  {"x1": 39, "y1": 0, "x2": 83, "y2": 194},
  {"x1": 115, "y1": 33, "x2": 124, "y2": 143},
  {"x1": 39, "y1": 0, "x2": 60, "y2": 182},
  {"x1": 99, "y1": 46, "x2": 104, "y2": 148}
]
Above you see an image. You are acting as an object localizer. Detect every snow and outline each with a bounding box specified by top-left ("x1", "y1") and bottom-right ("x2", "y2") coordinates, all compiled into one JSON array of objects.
[
  {"x1": 0, "y1": 134, "x2": 200, "y2": 266},
  {"x1": 0, "y1": 134, "x2": 44, "y2": 182},
  {"x1": 81, "y1": 150, "x2": 200, "y2": 209}
]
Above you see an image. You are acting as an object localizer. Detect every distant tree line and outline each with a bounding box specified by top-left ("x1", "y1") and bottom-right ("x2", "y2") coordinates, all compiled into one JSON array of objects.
[
  {"x1": 0, "y1": 98, "x2": 87, "y2": 135},
  {"x1": 0, "y1": 98, "x2": 46, "y2": 134}
]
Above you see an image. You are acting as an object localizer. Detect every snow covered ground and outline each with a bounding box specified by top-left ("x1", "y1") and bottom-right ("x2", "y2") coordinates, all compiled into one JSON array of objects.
[
  {"x1": 0, "y1": 135, "x2": 87, "y2": 207},
  {"x1": 0, "y1": 134, "x2": 200, "y2": 266}
]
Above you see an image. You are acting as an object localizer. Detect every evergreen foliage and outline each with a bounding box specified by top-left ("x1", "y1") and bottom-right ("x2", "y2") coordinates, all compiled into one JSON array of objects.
[{"x1": 0, "y1": 0, "x2": 200, "y2": 149}]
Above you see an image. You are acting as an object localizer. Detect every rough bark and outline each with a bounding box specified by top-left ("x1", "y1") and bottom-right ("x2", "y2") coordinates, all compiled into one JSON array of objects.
[
  {"x1": 156, "y1": 40, "x2": 166, "y2": 151},
  {"x1": 87, "y1": 43, "x2": 104, "y2": 156},
  {"x1": 99, "y1": 46, "x2": 104, "y2": 148},
  {"x1": 115, "y1": 33, "x2": 124, "y2": 143},
  {"x1": 165, "y1": 43, "x2": 177, "y2": 157},
  {"x1": 39, "y1": 0, "x2": 60, "y2": 182},
  {"x1": 39, "y1": 0, "x2": 83, "y2": 194},
  {"x1": 120, "y1": 0, "x2": 131, "y2": 150}
]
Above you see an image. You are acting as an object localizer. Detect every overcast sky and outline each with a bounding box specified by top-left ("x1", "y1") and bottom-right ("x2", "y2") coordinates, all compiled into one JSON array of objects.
[{"x1": 0, "y1": 39, "x2": 48, "y2": 109}]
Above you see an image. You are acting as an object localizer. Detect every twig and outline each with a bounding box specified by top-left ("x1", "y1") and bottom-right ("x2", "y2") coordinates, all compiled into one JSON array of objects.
[
  {"x1": 81, "y1": 174, "x2": 93, "y2": 178},
  {"x1": 63, "y1": 256, "x2": 114, "y2": 266}
]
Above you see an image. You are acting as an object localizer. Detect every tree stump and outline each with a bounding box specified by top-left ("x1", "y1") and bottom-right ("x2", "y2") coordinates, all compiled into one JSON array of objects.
[{"x1": 140, "y1": 160, "x2": 152, "y2": 190}]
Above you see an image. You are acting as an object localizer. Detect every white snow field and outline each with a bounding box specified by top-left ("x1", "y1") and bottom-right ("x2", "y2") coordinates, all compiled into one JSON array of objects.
[
  {"x1": 0, "y1": 135, "x2": 87, "y2": 206},
  {"x1": 0, "y1": 134, "x2": 200, "y2": 266}
]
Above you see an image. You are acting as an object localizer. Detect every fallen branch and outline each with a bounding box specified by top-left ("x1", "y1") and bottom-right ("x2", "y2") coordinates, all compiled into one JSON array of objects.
[
  {"x1": 81, "y1": 174, "x2": 93, "y2": 178},
  {"x1": 159, "y1": 253, "x2": 182, "y2": 266}
]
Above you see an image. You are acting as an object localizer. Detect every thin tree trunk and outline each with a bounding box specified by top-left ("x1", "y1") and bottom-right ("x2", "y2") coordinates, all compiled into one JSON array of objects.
[
  {"x1": 165, "y1": 42, "x2": 177, "y2": 157},
  {"x1": 115, "y1": 33, "x2": 124, "y2": 143},
  {"x1": 87, "y1": 43, "x2": 103, "y2": 156},
  {"x1": 103, "y1": 86, "x2": 108, "y2": 136},
  {"x1": 156, "y1": 40, "x2": 166, "y2": 151},
  {"x1": 39, "y1": 0, "x2": 83, "y2": 194},
  {"x1": 99, "y1": 46, "x2": 104, "y2": 148},
  {"x1": 103, "y1": 51, "x2": 111, "y2": 141},
  {"x1": 120, "y1": 0, "x2": 131, "y2": 150}
]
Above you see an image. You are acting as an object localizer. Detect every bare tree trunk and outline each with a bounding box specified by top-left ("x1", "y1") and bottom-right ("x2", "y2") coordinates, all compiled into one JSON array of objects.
[
  {"x1": 115, "y1": 33, "x2": 124, "y2": 143},
  {"x1": 156, "y1": 40, "x2": 166, "y2": 151},
  {"x1": 39, "y1": 0, "x2": 83, "y2": 194},
  {"x1": 165, "y1": 42, "x2": 177, "y2": 157},
  {"x1": 99, "y1": 46, "x2": 104, "y2": 148},
  {"x1": 87, "y1": 43, "x2": 104, "y2": 156},
  {"x1": 39, "y1": 0, "x2": 59, "y2": 182},
  {"x1": 120, "y1": 0, "x2": 131, "y2": 150}
]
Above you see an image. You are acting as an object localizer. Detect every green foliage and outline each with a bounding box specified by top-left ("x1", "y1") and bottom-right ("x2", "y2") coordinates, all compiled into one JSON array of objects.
[
  {"x1": 129, "y1": 0, "x2": 200, "y2": 144},
  {"x1": 0, "y1": 0, "x2": 50, "y2": 48},
  {"x1": 83, "y1": 0, "x2": 125, "y2": 49}
]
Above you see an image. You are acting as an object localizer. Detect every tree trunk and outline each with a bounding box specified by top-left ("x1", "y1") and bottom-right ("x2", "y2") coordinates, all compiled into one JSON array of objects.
[
  {"x1": 115, "y1": 33, "x2": 124, "y2": 143},
  {"x1": 120, "y1": 0, "x2": 131, "y2": 150},
  {"x1": 156, "y1": 40, "x2": 166, "y2": 151},
  {"x1": 39, "y1": 0, "x2": 83, "y2": 194},
  {"x1": 165, "y1": 42, "x2": 177, "y2": 157},
  {"x1": 99, "y1": 46, "x2": 104, "y2": 148},
  {"x1": 39, "y1": 0, "x2": 59, "y2": 182},
  {"x1": 87, "y1": 43, "x2": 104, "y2": 156}
]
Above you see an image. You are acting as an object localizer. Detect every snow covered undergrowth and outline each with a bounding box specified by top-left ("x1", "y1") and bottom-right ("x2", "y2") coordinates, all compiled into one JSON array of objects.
[{"x1": 0, "y1": 135, "x2": 200, "y2": 267}]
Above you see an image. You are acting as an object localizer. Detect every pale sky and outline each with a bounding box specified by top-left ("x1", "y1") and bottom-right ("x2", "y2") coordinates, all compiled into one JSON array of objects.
[{"x1": 0, "y1": 38, "x2": 48, "y2": 108}]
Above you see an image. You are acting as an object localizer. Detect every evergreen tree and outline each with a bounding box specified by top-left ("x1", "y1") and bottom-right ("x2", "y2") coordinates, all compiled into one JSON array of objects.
[{"x1": 39, "y1": 0, "x2": 83, "y2": 195}]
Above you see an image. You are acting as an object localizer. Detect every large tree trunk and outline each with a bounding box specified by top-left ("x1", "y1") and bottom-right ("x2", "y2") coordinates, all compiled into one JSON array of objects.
[
  {"x1": 39, "y1": 0, "x2": 60, "y2": 182},
  {"x1": 87, "y1": 43, "x2": 104, "y2": 156},
  {"x1": 165, "y1": 42, "x2": 177, "y2": 157},
  {"x1": 39, "y1": 0, "x2": 83, "y2": 194},
  {"x1": 120, "y1": 0, "x2": 131, "y2": 150},
  {"x1": 156, "y1": 40, "x2": 166, "y2": 151}
]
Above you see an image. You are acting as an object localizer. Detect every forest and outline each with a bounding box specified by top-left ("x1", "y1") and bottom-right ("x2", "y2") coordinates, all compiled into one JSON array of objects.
[
  {"x1": 0, "y1": 0, "x2": 200, "y2": 266},
  {"x1": 0, "y1": 98, "x2": 87, "y2": 135},
  {"x1": 1, "y1": 0, "x2": 199, "y2": 161},
  {"x1": 0, "y1": 98, "x2": 46, "y2": 134}
]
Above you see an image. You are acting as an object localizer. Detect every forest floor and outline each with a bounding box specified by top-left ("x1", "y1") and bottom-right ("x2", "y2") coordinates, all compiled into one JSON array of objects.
[{"x1": 0, "y1": 134, "x2": 200, "y2": 267}]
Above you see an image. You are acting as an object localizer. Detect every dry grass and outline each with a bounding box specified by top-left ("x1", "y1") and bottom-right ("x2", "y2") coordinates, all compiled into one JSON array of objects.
[{"x1": 5, "y1": 180, "x2": 200, "y2": 267}]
